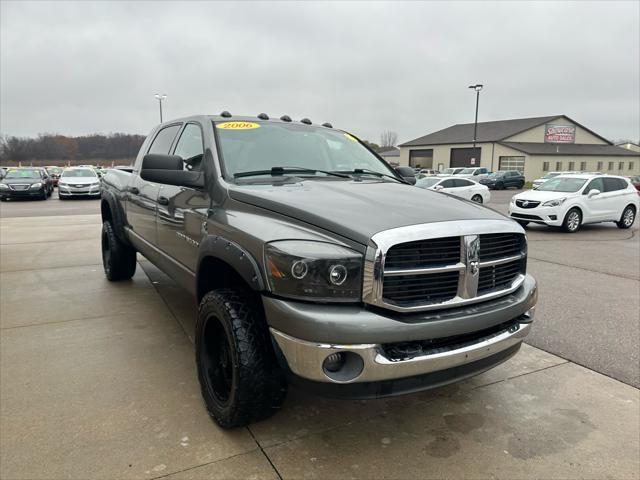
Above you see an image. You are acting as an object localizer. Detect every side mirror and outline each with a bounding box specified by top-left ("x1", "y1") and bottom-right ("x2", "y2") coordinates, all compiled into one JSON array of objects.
[
  {"x1": 433, "y1": 185, "x2": 444, "y2": 191},
  {"x1": 588, "y1": 189, "x2": 601, "y2": 198},
  {"x1": 140, "y1": 154, "x2": 204, "y2": 189}
]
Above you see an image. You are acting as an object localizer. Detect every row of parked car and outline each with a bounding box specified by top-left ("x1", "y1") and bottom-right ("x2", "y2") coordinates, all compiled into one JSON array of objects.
[
  {"x1": 393, "y1": 165, "x2": 526, "y2": 190},
  {"x1": 0, "y1": 166, "x2": 104, "y2": 201}
]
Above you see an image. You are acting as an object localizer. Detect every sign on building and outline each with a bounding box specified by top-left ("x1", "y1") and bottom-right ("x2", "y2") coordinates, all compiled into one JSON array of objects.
[{"x1": 545, "y1": 124, "x2": 576, "y2": 143}]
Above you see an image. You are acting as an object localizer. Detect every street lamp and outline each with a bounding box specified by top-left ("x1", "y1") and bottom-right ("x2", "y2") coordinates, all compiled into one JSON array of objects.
[
  {"x1": 468, "y1": 84, "x2": 483, "y2": 148},
  {"x1": 154, "y1": 93, "x2": 167, "y2": 122}
]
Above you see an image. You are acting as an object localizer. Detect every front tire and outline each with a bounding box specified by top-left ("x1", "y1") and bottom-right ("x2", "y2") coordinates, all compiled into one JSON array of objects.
[
  {"x1": 616, "y1": 205, "x2": 636, "y2": 229},
  {"x1": 101, "y1": 220, "x2": 136, "y2": 280},
  {"x1": 562, "y1": 208, "x2": 582, "y2": 233},
  {"x1": 471, "y1": 194, "x2": 483, "y2": 204},
  {"x1": 196, "y1": 289, "x2": 287, "y2": 429},
  {"x1": 496, "y1": 181, "x2": 504, "y2": 190}
]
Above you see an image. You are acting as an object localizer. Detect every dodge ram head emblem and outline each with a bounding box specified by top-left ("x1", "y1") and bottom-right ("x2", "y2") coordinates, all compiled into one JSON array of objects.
[
  {"x1": 461, "y1": 235, "x2": 480, "y2": 298},
  {"x1": 470, "y1": 260, "x2": 479, "y2": 276}
]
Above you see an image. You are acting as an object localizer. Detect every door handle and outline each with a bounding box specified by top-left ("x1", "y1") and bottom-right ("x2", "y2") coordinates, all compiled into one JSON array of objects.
[
  {"x1": 130, "y1": 187, "x2": 139, "y2": 195},
  {"x1": 158, "y1": 196, "x2": 169, "y2": 206}
]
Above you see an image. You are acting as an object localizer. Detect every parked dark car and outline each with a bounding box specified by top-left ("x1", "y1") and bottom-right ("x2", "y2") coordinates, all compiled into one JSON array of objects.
[
  {"x1": 393, "y1": 165, "x2": 417, "y2": 185},
  {"x1": 479, "y1": 170, "x2": 525, "y2": 190},
  {"x1": 0, "y1": 168, "x2": 50, "y2": 200},
  {"x1": 45, "y1": 166, "x2": 64, "y2": 187},
  {"x1": 100, "y1": 114, "x2": 537, "y2": 429}
]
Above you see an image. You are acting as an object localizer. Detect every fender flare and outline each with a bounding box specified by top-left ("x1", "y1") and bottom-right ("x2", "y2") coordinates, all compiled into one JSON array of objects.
[
  {"x1": 101, "y1": 190, "x2": 130, "y2": 245},
  {"x1": 197, "y1": 235, "x2": 265, "y2": 292}
]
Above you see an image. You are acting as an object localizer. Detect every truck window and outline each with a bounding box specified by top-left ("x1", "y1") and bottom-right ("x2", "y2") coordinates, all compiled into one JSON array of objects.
[
  {"x1": 174, "y1": 124, "x2": 204, "y2": 160},
  {"x1": 148, "y1": 125, "x2": 181, "y2": 154}
]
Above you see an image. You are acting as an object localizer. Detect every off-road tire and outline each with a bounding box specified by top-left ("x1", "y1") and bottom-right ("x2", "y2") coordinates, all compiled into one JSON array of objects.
[
  {"x1": 562, "y1": 208, "x2": 582, "y2": 233},
  {"x1": 195, "y1": 289, "x2": 287, "y2": 429},
  {"x1": 516, "y1": 220, "x2": 529, "y2": 227},
  {"x1": 616, "y1": 205, "x2": 636, "y2": 229},
  {"x1": 101, "y1": 220, "x2": 136, "y2": 280},
  {"x1": 471, "y1": 194, "x2": 483, "y2": 204}
]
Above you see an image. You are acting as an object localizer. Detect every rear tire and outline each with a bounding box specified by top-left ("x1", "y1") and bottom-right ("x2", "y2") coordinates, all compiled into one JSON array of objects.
[
  {"x1": 616, "y1": 205, "x2": 636, "y2": 229},
  {"x1": 471, "y1": 194, "x2": 483, "y2": 204},
  {"x1": 516, "y1": 220, "x2": 529, "y2": 227},
  {"x1": 196, "y1": 289, "x2": 287, "y2": 429},
  {"x1": 562, "y1": 208, "x2": 582, "y2": 233},
  {"x1": 101, "y1": 220, "x2": 136, "y2": 280}
]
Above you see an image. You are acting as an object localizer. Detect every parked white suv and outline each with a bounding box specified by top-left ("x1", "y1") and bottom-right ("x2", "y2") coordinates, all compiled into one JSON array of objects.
[
  {"x1": 457, "y1": 167, "x2": 489, "y2": 179},
  {"x1": 509, "y1": 174, "x2": 639, "y2": 232}
]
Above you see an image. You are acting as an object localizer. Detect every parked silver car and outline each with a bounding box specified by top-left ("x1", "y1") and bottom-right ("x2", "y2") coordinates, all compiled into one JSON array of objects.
[{"x1": 58, "y1": 167, "x2": 101, "y2": 199}]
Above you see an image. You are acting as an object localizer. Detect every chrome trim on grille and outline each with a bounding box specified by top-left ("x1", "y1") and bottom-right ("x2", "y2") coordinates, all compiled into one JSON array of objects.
[{"x1": 362, "y1": 220, "x2": 526, "y2": 313}]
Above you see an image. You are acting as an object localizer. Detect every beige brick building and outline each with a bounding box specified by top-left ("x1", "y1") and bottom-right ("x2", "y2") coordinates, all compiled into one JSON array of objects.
[{"x1": 398, "y1": 115, "x2": 640, "y2": 181}]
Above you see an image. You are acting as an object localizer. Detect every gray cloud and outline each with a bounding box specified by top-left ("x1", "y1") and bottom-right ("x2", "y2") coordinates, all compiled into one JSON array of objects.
[{"x1": 1, "y1": 1, "x2": 638, "y2": 143}]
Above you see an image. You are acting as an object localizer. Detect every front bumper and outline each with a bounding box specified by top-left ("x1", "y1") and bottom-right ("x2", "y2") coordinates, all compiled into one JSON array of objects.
[
  {"x1": 509, "y1": 204, "x2": 564, "y2": 226},
  {"x1": 266, "y1": 274, "x2": 537, "y2": 392},
  {"x1": 58, "y1": 185, "x2": 101, "y2": 197},
  {"x1": 0, "y1": 188, "x2": 45, "y2": 198}
]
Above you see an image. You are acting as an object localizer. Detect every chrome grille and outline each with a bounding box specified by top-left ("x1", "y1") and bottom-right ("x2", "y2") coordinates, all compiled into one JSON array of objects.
[
  {"x1": 362, "y1": 220, "x2": 527, "y2": 313},
  {"x1": 385, "y1": 237, "x2": 460, "y2": 269},
  {"x1": 515, "y1": 199, "x2": 540, "y2": 209}
]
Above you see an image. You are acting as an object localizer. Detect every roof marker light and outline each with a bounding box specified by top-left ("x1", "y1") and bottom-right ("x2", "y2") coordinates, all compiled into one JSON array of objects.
[
  {"x1": 280, "y1": 115, "x2": 292, "y2": 122},
  {"x1": 257, "y1": 113, "x2": 269, "y2": 120},
  {"x1": 220, "y1": 111, "x2": 232, "y2": 118},
  {"x1": 300, "y1": 118, "x2": 312, "y2": 125},
  {"x1": 322, "y1": 122, "x2": 333, "y2": 128}
]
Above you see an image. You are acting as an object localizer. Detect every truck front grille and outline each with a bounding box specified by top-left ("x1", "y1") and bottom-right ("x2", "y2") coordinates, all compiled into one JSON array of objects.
[{"x1": 364, "y1": 222, "x2": 527, "y2": 313}]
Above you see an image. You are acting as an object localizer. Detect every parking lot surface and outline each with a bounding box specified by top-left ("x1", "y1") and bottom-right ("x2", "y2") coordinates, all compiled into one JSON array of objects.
[{"x1": 1, "y1": 193, "x2": 639, "y2": 479}]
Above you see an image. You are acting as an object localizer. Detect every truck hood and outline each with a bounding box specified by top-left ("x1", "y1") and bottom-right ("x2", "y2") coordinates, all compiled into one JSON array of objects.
[{"x1": 228, "y1": 179, "x2": 508, "y2": 244}]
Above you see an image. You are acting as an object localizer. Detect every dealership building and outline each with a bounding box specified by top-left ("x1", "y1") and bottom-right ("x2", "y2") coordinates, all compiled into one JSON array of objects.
[{"x1": 398, "y1": 115, "x2": 640, "y2": 181}]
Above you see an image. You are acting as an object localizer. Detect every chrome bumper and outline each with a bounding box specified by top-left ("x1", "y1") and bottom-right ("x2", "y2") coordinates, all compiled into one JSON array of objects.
[{"x1": 271, "y1": 316, "x2": 532, "y2": 384}]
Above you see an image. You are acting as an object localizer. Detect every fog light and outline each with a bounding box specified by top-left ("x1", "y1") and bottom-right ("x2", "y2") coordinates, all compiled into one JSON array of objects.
[
  {"x1": 549, "y1": 215, "x2": 557, "y2": 220},
  {"x1": 323, "y1": 352, "x2": 345, "y2": 373}
]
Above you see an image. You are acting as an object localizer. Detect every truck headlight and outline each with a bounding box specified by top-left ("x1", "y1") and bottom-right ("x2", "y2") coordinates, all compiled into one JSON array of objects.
[
  {"x1": 264, "y1": 241, "x2": 362, "y2": 302},
  {"x1": 30, "y1": 183, "x2": 43, "y2": 189},
  {"x1": 542, "y1": 197, "x2": 567, "y2": 207}
]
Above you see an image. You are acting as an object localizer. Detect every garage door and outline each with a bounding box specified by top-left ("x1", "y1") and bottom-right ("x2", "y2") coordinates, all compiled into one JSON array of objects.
[
  {"x1": 450, "y1": 147, "x2": 481, "y2": 167},
  {"x1": 498, "y1": 156, "x2": 525, "y2": 173},
  {"x1": 409, "y1": 149, "x2": 433, "y2": 168}
]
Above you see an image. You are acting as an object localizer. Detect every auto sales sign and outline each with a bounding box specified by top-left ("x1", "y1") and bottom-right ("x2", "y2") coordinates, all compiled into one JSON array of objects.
[{"x1": 544, "y1": 124, "x2": 576, "y2": 143}]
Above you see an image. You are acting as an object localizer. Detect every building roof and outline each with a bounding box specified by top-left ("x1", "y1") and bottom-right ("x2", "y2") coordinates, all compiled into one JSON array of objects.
[
  {"x1": 399, "y1": 115, "x2": 612, "y2": 147},
  {"x1": 500, "y1": 142, "x2": 640, "y2": 157}
]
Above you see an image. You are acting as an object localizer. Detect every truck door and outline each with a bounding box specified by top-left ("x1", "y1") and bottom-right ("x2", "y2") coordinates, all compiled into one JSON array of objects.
[
  {"x1": 127, "y1": 124, "x2": 181, "y2": 246},
  {"x1": 156, "y1": 122, "x2": 208, "y2": 271}
]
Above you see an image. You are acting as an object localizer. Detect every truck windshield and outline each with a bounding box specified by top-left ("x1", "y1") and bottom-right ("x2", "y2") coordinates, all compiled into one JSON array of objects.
[{"x1": 214, "y1": 121, "x2": 396, "y2": 180}]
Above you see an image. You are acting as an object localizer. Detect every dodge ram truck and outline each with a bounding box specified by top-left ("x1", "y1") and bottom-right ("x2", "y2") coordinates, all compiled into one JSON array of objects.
[{"x1": 100, "y1": 114, "x2": 538, "y2": 429}]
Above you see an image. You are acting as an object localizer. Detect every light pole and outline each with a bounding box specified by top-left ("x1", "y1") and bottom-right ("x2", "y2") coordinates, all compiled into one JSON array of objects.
[
  {"x1": 154, "y1": 94, "x2": 167, "y2": 122},
  {"x1": 468, "y1": 84, "x2": 483, "y2": 148}
]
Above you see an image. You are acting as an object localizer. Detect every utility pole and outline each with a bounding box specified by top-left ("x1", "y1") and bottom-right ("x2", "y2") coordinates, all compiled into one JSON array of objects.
[{"x1": 154, "y1": 94, "x2": 167, "y2": 122}]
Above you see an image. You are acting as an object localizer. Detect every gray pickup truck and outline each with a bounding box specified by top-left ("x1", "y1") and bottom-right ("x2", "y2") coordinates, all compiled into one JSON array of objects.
[{"x1": 100, "y1": 114, "x2": 537, "y2": 428}]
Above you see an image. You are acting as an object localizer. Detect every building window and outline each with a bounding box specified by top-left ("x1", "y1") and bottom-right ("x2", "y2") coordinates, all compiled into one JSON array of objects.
[
  {"x1": 542, "y1": 162, "x2": 549, "y2": 172},
  {"x1": 498, "y1": 156, "x2": 525, "y2": 173},
  {"x1": 580, "y1": 161, "x2": 587, "y2": 171},
  {"x1": 608, "y1": 161, "x2": 614, "y2": 171},
  {"x1": 630, "y1": 162, "x2": 635, "y2": 171},
  {"x1": 568, "y1": 161, "x2": 575, "y2": 171},
  {"x1": 619, "y1": 162, "x2": 624, "y2": 170},
  {"x1": 556, "y1": 161, "x2": 562, "y2": 171},
  {"x1": 597, "y1": 161, "x2": 603, "y2": 171}
]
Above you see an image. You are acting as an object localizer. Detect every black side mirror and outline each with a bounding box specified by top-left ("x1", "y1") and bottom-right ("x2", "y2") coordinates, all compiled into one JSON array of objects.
[{"x1": 140, "y1": 154, "x2": 204, "y2": 189}]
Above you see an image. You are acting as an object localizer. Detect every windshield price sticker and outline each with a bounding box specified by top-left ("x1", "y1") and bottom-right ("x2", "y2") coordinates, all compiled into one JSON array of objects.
[
  {"x1": 217, "y1": 122, "x2": 260, "y2": 130},
  {"x1": 344, "y1": 133, "x2": 358, "y2": 142}
]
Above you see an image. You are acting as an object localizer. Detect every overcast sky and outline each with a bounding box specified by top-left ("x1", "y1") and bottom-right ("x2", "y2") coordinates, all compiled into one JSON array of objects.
[{"x1": 1, "y1": 1, "x2": 639, "y2": 144}]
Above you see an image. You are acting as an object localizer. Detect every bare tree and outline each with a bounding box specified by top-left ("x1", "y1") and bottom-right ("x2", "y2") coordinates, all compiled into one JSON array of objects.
[{"x1": 380, "y1": 131, "x2": 398, "y2": 147}]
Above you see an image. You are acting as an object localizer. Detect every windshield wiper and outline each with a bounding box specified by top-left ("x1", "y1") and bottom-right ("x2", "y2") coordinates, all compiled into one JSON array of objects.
[
  {"x1": 234, "y1": 166, "x2": 350, "y2": 179},
  {"x1": 335, "y1": 168, "x2": 407, "y2": 184}
]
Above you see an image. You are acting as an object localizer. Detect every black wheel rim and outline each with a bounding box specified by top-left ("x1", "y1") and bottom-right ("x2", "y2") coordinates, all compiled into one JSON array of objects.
[{"x1": 202, "y1": 315, "x2": 233, "y2": 404}]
